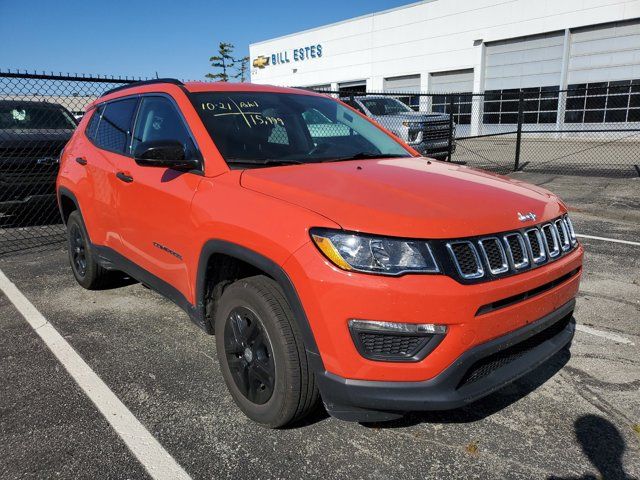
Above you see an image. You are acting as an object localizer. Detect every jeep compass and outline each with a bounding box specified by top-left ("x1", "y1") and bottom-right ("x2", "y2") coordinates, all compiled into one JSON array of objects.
[{"x1": 57, "y1": 79, "x2": 582, "y2": 427}]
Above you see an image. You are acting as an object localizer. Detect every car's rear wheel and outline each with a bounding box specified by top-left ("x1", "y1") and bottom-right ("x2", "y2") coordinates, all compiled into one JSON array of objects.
[
  {"x1": 66, "y1": 210, "x2": 112, "y2": 290},
  {"x1": 215, "y1": 275, "x2": 319, "y2": 428}
]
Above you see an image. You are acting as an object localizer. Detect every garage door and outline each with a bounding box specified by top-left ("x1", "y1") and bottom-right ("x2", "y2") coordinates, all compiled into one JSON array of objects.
[
  {"x1": 429, "y1": 69, "x2": 473, "y2": 93},
  {"x1": 568, "y1": 20, "x2": 640, "y2": 84},
  {"x1": 383, "y1": 75, "x2": 421, "y2": 93},
  {"x1": 484, "y1": 32, "x2": 564, "y2": 91},
  {"x1": 565, "y1": 20, "x2": 640, "y2": 124},
  {"x1": 383, "y1": 75, "x2": 421, "y2": 110},
  {"x1": 429, "y1": 70, "x2": 474, "y2": 125}
]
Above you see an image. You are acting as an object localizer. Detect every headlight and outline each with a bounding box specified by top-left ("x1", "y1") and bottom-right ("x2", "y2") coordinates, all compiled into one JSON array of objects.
[{"x1": 310, "y1": 228, "x2": 439, "y2": 275}]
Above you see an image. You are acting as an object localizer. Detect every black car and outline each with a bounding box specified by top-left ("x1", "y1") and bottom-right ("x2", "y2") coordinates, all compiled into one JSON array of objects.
[{"x1": 0, "y1": 100, "x2": 76, "y2": 215}]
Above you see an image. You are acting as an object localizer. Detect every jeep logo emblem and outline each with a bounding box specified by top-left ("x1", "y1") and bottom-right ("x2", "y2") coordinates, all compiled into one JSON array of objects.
[{"x1": 517, "y1": 212, "x2": 537, "y2": 222}]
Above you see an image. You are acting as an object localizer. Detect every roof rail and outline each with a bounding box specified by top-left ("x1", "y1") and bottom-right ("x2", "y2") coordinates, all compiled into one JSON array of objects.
[{"x1": 100, "y1": 78, "x2": 185, "y2": 97}]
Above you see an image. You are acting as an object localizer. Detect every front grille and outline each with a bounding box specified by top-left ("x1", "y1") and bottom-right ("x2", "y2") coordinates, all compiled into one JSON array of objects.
[
  {"x1": 446, "y1": 216, "x2": 578, "y2": 283},
  {"x1": 422, "y1": 121, "x2": 450, "y2": 141},
  {"x1": 457, "y1": 313, "x2": 572, "y2": 388}
]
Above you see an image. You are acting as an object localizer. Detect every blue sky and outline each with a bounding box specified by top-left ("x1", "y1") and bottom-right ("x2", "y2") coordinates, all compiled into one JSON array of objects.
[{"x1": 1, "y1": 0, "x2": 413, "y2": 80}]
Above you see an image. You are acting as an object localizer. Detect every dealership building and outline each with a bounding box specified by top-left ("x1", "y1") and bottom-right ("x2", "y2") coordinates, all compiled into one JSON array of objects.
[{"x1": 249, "y1": 0, "x2": 640, "y2": 135}]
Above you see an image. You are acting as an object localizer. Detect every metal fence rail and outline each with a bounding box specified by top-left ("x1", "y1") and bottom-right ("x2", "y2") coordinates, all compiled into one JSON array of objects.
[
  {"x1": 0, "y1": 71, "x2": 133, "y2": 256},
  {"x1": 313, "y1": 87, "x2": 640, "y2": 177},
  {"x1": 1, "y1": 71, "x2": 639, "y2": 257}
]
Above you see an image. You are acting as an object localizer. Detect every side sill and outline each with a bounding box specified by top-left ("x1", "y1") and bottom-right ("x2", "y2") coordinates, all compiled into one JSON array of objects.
[{"x1": 92, "y1": 244, "x2": 209, "y2": 333}]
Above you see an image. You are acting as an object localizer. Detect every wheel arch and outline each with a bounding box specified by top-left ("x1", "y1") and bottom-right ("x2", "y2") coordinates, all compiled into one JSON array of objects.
[
  {"x1": 57, "y1": 187, "x2": 81, "y2": 225},
  {"x1": 196, "y1": 239, "x2": 324, "y2": 372}
]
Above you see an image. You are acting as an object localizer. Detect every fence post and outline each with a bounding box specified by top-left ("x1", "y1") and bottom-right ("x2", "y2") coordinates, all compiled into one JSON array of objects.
[
  {"x1": 447, "y1": 95, "x2": 455, "y2": 162},
  {"x1": 514, "y1": 91, "x2": 524, "y2": 171}
]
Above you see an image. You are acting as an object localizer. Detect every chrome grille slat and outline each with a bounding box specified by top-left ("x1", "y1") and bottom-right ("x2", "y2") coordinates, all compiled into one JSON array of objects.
[
  {"x1": 478, "y1": 237, "x2": 509, "y2": 275},
  {"x1": 503, "y1": 233, "x2": 530, "y2": 269},
  {"x1": 542, "y1": 223, "x2": 561, "y2": 258},
  {"x1": 525, "y1": 228, "x2": 547, "y2": 264},
  {"x1": 446, "y1": 241, "x2": 484, "y2": 279},
  {"x1": 555, "y1": 219, "x2": 571, "y2": 251}
]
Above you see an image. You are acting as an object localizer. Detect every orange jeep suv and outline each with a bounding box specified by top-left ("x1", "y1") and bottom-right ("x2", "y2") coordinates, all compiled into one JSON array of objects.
[{"x1": 57, "y1": 79, "x2": 583, "y2": 427}]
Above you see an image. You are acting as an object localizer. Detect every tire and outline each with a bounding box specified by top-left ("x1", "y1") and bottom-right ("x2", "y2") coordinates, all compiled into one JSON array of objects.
[
  {"x1": 215, "y1": 275, "x2": 319, "y2": 428},
  {"x1": 66, "y1": 210, "x2": 112, "y2": 290}
]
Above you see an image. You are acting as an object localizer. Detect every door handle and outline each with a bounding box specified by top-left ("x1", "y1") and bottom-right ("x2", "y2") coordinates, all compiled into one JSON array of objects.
[
  {"x1": 75, "y1": 157, "x2": 87, "y2": 165},
  {"x1": 116, "y1": 172, "x2": 134, "y2": 183}
]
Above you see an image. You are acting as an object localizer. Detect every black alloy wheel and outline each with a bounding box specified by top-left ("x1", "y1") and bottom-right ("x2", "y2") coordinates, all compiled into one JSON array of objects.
[
  {"x1": 70, "y1": 223, "x2": 87, "y2": 278},
  {"x1": 214, "y1": 275, "x2": 319, "y2": 427},
  {"x1": 224, "y1": 306, "x2": 276, "y2": 405},
  {"x1": 66, "y1": 210, "x2": 113, "y2": 290}
]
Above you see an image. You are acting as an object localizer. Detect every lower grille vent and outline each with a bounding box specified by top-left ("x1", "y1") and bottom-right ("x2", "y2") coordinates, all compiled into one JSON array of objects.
[{"x1": 457, "y1": 313, "x2": 572, "y2": 388}]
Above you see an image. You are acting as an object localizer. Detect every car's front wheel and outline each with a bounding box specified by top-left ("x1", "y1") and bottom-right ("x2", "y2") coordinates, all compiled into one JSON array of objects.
[{"x1": 214, "y1": 275, "x2": 319, "y2": 428}]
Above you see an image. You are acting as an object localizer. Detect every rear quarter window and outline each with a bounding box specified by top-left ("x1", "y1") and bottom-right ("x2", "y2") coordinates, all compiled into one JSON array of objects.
[{"x1": 92, "y1": 98, "x2": 138, "y2": 154}]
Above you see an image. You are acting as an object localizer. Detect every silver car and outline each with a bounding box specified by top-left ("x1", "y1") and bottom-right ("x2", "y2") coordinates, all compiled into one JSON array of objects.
[{"x1": 343, "y1": 95, "x2": 455, "y2": 159}]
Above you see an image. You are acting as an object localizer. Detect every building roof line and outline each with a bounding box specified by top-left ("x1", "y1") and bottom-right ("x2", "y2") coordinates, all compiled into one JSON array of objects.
[{"x1": 249, "y1": 0, "x2": 437, "y2": 48}]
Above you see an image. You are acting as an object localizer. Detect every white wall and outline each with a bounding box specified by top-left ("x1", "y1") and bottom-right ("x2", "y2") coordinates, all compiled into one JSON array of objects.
[{"x1": 249, "y1": 0, "x2": 640, "y2": 89}]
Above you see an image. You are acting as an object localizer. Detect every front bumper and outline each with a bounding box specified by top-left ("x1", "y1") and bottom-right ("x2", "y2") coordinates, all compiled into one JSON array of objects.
[{"x1": 317, "y1": 299, "x2": 575, "y2": 422}]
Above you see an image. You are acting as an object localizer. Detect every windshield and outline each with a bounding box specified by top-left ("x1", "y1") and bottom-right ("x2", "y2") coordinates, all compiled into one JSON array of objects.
[
  {"x1": 192, "y1": 92, "x2": 411, "y2": 166},
  {"x1": 359, "y1": 97, "x2": 412, "y2": 116},
  {"x1": 0, "y1": 103, "x2": 76, "y2": 130}
]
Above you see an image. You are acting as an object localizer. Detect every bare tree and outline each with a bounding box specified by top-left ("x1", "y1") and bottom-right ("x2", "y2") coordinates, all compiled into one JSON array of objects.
[
  {"x1": 233, "y1": 56, "x2": 250, "y2": 82},
  {"x1": 206, "y1": 42, "x2": 235, "y2": 82}
]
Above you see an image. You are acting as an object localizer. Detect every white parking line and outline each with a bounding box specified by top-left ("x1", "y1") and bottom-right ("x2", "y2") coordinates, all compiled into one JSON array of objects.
[
  {"x1": 576, "y1": 234, "x2": 640, "y2": 247},
  {"x1": 0, "y1": 269, "x2": 191, "y2": 480},
  {"x1": 575, "y1": 324, "x2": 635, "y2": 345}
]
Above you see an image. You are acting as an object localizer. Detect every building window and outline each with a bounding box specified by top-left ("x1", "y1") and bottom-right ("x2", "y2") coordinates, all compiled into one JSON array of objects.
[
  {"x1": 396, "y1": 95, "x2": 420, "y2": 111},
  {"x1": 432, "y1": 94, "x2": 472, "y2": 124},
  {"x1": 483, "y1": 86, "x2": 559, "y2": 124},
  {"x1": 564, "y1": 80, "x2": 640, "y2": 123}
]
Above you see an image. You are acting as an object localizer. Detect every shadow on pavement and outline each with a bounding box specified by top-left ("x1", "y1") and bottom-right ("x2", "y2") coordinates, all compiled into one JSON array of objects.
[{"x1": 548, "y1": 414, "x2": 635, "y2": 480}]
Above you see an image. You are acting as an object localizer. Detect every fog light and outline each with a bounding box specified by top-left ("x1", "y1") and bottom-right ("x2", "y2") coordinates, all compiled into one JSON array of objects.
[
  {"x1": 348, "y1": 319, "x2": 447, "y2": 335},
  {"x1": 348, "y1": 319, "x2": 447, "y2": 362}
]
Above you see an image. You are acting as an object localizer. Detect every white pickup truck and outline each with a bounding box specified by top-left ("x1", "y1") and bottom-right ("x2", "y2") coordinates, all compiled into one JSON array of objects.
[{"x1": 342, "y1": 95, "x2": 456, "y2": 160}]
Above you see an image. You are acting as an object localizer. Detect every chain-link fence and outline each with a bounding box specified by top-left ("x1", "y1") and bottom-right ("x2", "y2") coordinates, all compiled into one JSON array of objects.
[
  {"x1": 1, "y1": 71, "x2": 639, "y2": 257},
  {"x1": 314, "y1": 86, "x2": 640, "y2": 177},
  {"x1": 0, "y1": 71, "x2": 137, "y2": 256}
]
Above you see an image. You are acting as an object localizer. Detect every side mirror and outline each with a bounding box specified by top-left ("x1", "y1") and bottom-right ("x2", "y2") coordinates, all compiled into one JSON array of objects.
[{"x1": 133, "y1": 140, "x2": 199, "y2": 171}]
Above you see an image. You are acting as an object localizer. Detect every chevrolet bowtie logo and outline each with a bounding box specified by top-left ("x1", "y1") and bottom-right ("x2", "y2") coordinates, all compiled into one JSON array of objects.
[{"x1": 252, "y1": 56, "x2": 270, "y2": 69}]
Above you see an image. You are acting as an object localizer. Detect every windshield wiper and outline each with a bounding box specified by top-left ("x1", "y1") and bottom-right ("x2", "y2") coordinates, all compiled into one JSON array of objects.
[
  {"x1": 226, "y1": 157, "x2": 305, "y2": 166},
  {"x1": 321, "y1": 152, "x2": 409, "y2": 163}
]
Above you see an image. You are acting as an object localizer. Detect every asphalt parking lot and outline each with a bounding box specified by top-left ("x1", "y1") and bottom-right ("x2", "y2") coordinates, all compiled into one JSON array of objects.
[{"x1": 0, "y1": 172, "x2": 638, "y2": 479}]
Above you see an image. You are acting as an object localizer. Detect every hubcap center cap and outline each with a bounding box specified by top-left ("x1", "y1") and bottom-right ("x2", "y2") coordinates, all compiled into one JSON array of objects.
[{"x1": 243, "y1": 347, "x2": 253, "y2": 363}]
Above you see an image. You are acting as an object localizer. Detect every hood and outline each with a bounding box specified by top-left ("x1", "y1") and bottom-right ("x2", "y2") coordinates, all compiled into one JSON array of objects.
[{"x1": 240, "y1": 158, "x2": 565, "y2": 239}]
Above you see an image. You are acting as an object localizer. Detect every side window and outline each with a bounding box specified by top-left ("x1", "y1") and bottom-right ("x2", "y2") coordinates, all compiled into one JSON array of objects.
[
  {"x1": 94, "y1": 98, "x2": 138, "y2": 154},
  {"x1": 131, "y1": 96, "x2": 196, "y2": 157},
  {"x1": 85, "y1": 105, "x2": 103, "y2": 140}
]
